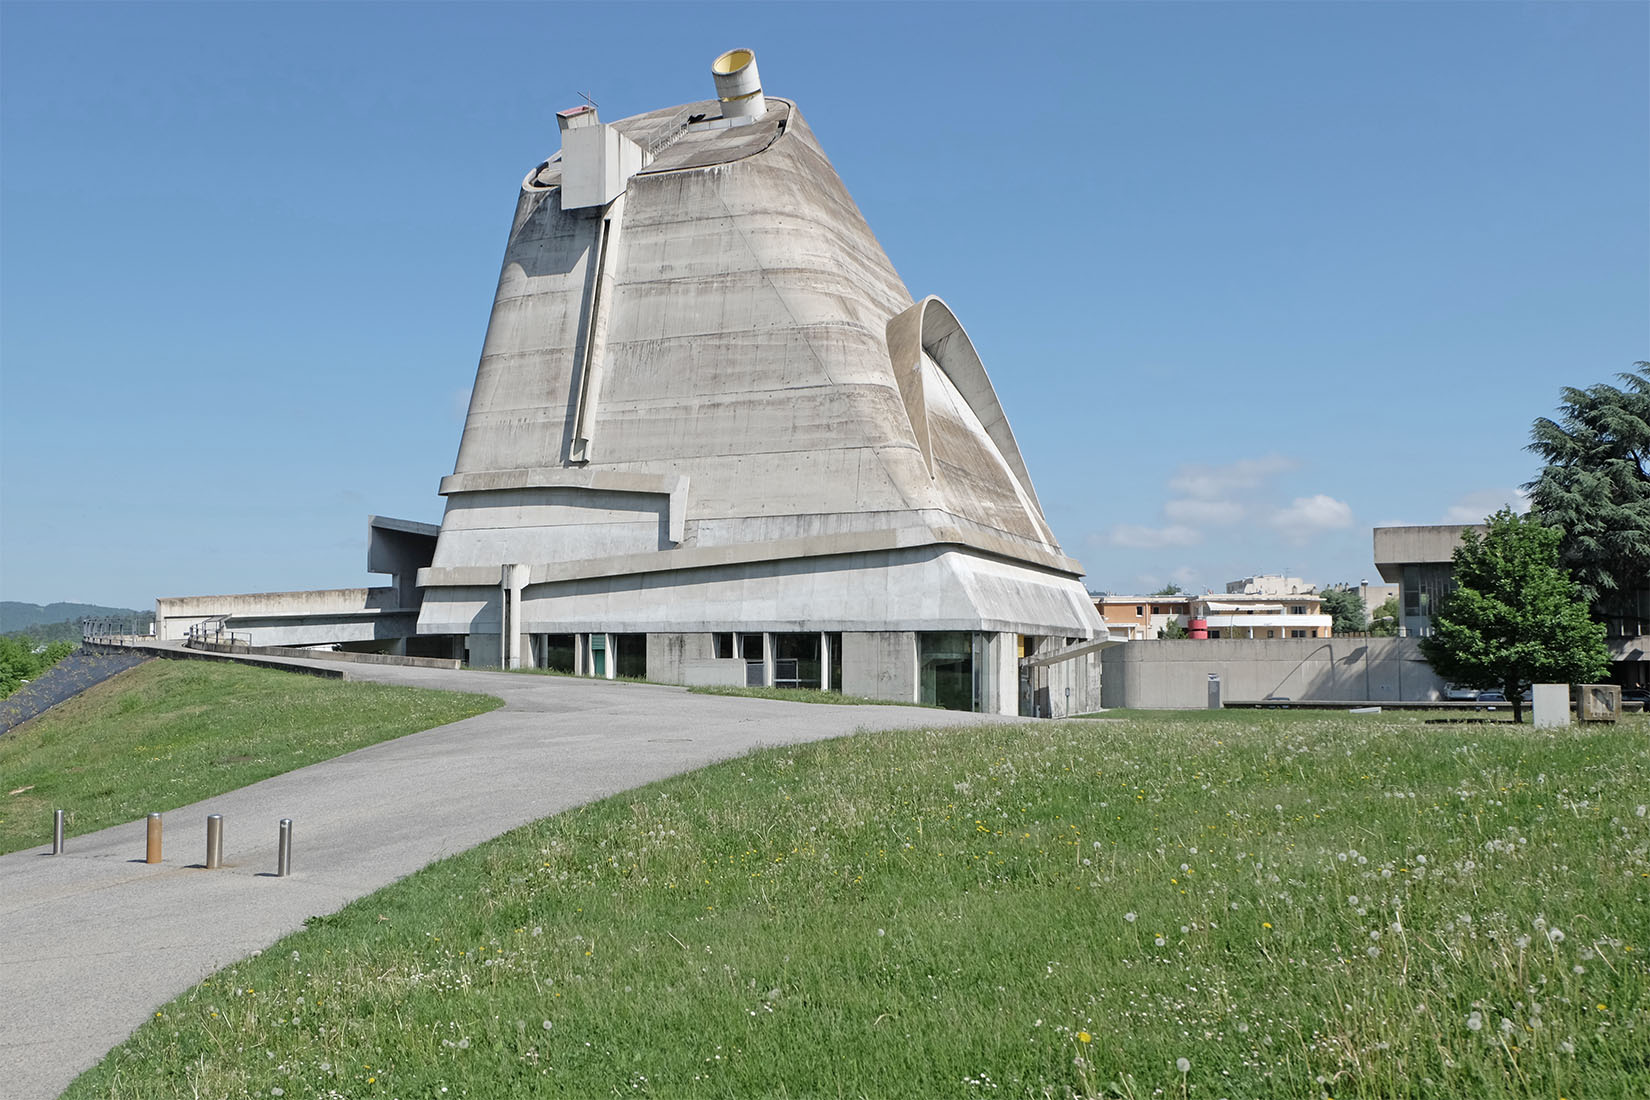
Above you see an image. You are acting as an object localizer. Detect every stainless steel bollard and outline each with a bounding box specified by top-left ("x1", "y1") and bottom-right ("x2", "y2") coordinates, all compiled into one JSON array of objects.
[
  {"x1": 276, "y1": 818, "x2": 293, "y2": 877},
  {"x1": 205, "y1": 814, "x2": 223, "y2": 870},
  {"x1": 52, "y1": 809, "x2": 65, "y2": 855},
  {"x1": 146, "y1": 813, "x2": 163, "y2": 864}
]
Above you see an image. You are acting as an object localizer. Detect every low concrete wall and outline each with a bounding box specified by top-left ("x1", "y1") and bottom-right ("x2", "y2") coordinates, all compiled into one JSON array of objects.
[
  {"x1": 681, "y1": 658, "x2": 748, "y2": 687},
  {"x1": 84, "y1": 641, "x2": 346, "y2": 680},
  {"x1": 191, "y1": 641, "x2": 459, "y2": 671},
  {"x1": 1101, "y1": 636, "x2": 1447, "y2": 709}
]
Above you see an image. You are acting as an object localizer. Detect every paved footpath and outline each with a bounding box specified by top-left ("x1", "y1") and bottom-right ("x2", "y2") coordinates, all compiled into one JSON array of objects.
[{"x1": 0, "y1": 657, "x2": 1014, "y2": 1099}]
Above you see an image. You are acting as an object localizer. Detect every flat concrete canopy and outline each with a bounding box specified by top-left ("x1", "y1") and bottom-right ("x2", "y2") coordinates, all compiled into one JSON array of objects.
[{"x1": 0, "y1": 653, "x2": 1018, "y2": 1100}]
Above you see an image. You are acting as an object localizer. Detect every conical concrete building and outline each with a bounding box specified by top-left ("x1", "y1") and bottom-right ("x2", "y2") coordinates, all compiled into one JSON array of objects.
[{"x1": 413, "y1": 50, "x2": 1099, "y2": 711}]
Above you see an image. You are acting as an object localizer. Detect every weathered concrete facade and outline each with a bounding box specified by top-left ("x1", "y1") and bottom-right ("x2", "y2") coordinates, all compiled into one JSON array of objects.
[
  {"x1": 151, "y1": 53, "x2": 1097, "y2": 713},
  {"x1": 409, "y1": 53, "x2": 1099, "y2": 711}
]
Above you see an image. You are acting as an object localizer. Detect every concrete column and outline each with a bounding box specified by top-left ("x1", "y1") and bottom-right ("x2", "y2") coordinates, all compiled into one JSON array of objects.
[
  {"x1": 989, "y1": 631, "x2": 1017, "y2": 716},
  {"x1": 500, "y1": 564, "x2": 527, "y2": 670},
  {"x1": 604, "y1": 633, "x2": 616, "y2": 679},
  {"x1": 762, "y1": 632, "x2": 775, "y2": 688},
  {"x1": 819, "y1": 632, "x2": 832, "y2": 692}
]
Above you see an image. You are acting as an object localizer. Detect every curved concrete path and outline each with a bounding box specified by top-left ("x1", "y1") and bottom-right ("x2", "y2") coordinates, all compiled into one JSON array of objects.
[{"x1": 0, "y1": 657, "x2": 1016, "y2": 1099}]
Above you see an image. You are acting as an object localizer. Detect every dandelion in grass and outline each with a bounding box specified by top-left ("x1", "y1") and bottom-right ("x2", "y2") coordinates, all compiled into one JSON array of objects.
[
  {"x1": 1124, "y1": 912, "x2": 1136, "y2": 923},
  {"x1": 1176, "y1": 1057, "x2": 1191, "y2": 1073},
  {"x1": 1077, "y1": 1031, "x2": 1092, "y2": 1043}
]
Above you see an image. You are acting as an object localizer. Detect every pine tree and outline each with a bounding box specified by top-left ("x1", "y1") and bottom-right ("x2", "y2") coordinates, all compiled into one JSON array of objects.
[{"x1": 1526, "y1": 364, "x2": 1650, "y2": 635}]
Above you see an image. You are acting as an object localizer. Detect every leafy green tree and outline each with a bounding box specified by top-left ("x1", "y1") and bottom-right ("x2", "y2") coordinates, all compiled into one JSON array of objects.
[
  {"x1": 1526, "y1": 364, "x2": 1650, "y2": 633},
  {"x1": 1157, "y1": 620, "x2": 1189, "y2": 640},
  {"x1": 1319, "y1": 587, "x2": 1367, "y2": 635},
  {"x1": 0, "y1": 637, "x2": 76, "y2": 698},
  {"x1": 1420, "y1": 508, "x2": 1610, "y2": 722},
  {"x1": 1367, "y1": 596, "x2": 1401, "y2": 636},
  {"x1": 1150, "y1": 583, "x2": 1185, "y2": 596}
]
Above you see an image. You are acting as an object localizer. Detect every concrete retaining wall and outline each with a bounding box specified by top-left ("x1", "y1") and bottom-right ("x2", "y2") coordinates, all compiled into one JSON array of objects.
[
  {"x1": 191, "y1": 642, "x2": 459, "y2": 671},
  {"x1": 1100, "y1": 636, "x2": 1447, "y2": 710}
]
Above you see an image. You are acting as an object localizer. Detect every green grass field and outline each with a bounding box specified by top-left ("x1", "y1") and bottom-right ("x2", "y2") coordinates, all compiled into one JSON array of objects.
[
  {"x1": 67, "y1": 708, "x2": 1650, "y2": 1099},
  {"x1": 0, "y1": 660, "x2": 500, "y2": 855}
]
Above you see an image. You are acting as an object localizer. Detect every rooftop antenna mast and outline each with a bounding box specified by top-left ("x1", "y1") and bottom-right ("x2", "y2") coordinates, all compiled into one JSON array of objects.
[{"x1": 577, "y1": 91, "x2": 599, "y2": 110}]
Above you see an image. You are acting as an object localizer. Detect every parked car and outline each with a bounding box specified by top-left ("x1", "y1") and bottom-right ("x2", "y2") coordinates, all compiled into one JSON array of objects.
[
  {"x1": 1445, "y1": 684, "x2": 1479, "y2": 701},
  {"x1": 1475, "y1": 690, "x2": 1507, "y2": 710}
]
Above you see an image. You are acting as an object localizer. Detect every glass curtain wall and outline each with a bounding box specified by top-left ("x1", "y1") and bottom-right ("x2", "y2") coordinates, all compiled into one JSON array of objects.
[{"x1": 918, "y1": 631, "x2": 995, "y2": 712}]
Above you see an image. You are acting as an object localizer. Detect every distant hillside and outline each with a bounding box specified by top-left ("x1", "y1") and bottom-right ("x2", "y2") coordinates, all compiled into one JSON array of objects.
[{"x1": 1, "y1": 602, "x2": 148, "y2": 632}]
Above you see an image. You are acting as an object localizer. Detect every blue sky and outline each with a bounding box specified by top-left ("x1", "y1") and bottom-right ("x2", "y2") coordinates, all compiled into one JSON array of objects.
[{"x1": 2, "y1": 1, "x2": 1645, "y2": 609}]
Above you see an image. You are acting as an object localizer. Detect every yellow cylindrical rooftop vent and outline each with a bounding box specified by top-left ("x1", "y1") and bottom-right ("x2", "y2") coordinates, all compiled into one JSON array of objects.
[{"x1": 712, "y1": 48, "x2": 765, "y2": 120}]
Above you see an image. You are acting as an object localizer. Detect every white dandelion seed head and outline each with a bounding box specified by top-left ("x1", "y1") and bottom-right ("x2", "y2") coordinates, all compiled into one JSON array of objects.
[
  {"x1": 1467, "y1": 1012, "x2": 1483, "y2": 1032},
  {"x1": 1176, "y1": 1057, "x2": 1191, "y2": 1073},
  {"x1": 543, "y1": 1020, "x2": 553, "y2": 1030},
  {"x1": 1124, "y1": 912, "x2": 1137, "y2": 922}
]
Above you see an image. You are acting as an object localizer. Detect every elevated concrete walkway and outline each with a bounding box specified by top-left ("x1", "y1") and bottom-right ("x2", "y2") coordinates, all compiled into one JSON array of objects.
[{"x1": 0, "y1": 653, "x2": 1016, "y2": 1099}]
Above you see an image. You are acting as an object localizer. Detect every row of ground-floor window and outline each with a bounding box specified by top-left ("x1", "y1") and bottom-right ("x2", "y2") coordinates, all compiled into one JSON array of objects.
[{"x1": 442, "y1": 629, "x2": 1079, "y2": 715}]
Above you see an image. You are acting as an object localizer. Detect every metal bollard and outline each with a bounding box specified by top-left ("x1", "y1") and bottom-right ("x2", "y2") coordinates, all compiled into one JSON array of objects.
[
  {"x1": 52, "y1": 809, "x2": 65, "y2": 855},
  {"x1": 205, "y1": 814, "x2": 223, "y2": 870},
  {"x1": 146, "y1": 813, "x2": 162, "y2": 864},
  {"x1": 276, "y1": 818, "x2": 293, "y2": 877}
]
